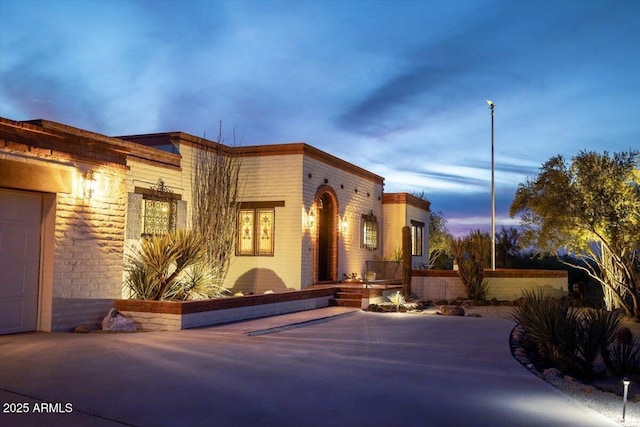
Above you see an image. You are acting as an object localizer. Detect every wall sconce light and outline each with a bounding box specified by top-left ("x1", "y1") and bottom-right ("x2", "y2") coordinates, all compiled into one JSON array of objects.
[
  {"x1": 622, "y1": 377, "x2": 631, "y2": 422},
  {"x1": 306, "y1": 208, "x2": 315, "y2": 228},
  {"x1": 83, "y1": 170, "x2": 96, "y2": 200},
  {"x1": 338, "y1": 216, "x2": 348, "y2": 233}
]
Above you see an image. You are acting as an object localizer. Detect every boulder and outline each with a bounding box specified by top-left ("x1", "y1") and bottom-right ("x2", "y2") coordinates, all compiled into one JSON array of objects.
[
  {"x1": 439, "y1": 305, "x2": 465, "y2": 316},
  {"x1": 102, "y1": 308, "x2": 136, "y2": 332},
  {"x1": 543, "y1": 368, "x2": 561, "y2": 377}
]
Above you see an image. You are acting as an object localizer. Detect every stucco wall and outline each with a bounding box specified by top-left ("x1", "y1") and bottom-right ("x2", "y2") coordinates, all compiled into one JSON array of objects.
[
  {"x1": 226, "y1": 153, "x2": 304, "y2": 293},
  {"x1": 412, "y1": 270, "x2": 568, "y2": 301},
  {"x1": 303, "y1": 155, "x2": 384, "y2": 286}
]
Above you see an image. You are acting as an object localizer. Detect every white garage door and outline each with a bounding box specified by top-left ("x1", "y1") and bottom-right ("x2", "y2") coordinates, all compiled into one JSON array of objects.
[{"x1": 0, "y1": 189, "x2": 42, "y2": 334}]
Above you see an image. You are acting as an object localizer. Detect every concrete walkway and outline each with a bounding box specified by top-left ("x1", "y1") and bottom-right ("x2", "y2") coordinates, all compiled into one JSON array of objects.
[{"x1": 0, "y1": 308, "x2": 620, "y2": 427}]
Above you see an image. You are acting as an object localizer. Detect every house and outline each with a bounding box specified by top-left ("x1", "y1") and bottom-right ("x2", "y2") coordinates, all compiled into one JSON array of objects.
[{"x1": 0, "y1": 117, "x2": 430, "y2": 334}]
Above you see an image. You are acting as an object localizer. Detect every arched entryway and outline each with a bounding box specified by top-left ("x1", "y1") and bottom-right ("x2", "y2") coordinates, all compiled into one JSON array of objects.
[{"x1": 315, "y1": 187, "x2": 338, "y2": 283}]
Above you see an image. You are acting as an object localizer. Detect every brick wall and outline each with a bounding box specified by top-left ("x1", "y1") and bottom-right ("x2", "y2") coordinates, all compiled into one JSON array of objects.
[
  {"x1": 303, "y1": 155, "x2": 384, "y2": 285},
  {"x1": 51, "y1": 167, "x2": 128, "y2": 331}
]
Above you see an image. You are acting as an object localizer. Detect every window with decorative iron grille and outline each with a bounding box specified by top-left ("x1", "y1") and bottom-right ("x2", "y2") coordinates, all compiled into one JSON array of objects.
[
  {"x1": 411, "y1": 220, "x2": 424, "y2": 256},
  {"x1": 141, "y1": 179, "x2": 178, "y2": 236},
  {"x1": 361, "y1": 211, "x2": 378, "y2": 251},
  {"x1": 237, "y1": 208, "x2": 275, "y2": 256}
]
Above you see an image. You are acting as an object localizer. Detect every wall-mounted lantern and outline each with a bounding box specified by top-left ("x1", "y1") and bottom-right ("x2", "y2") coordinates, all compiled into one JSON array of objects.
[
  {"x1": 83, "y1": 170, "x2": 96, "y2": 200},
  {"x1": 338, "y1": 216, "x2": 349, "y2": 234},
  {"x1": 306, "y1": 208, "x2": 315, "y2": 228}
]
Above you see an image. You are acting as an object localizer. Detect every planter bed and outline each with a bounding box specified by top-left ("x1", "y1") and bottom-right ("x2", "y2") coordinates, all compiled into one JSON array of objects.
[{"x1": 114, "y1": 288, "x2": 337, "y2": 331}]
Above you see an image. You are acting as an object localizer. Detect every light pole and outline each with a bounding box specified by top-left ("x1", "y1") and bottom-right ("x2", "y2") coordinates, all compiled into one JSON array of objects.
[{"x1": 486, "y1": 100, "x2": 495, "y2": 271}]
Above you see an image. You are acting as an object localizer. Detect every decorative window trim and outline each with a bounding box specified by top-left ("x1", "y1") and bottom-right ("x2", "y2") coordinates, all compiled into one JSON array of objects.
[
  {"x1": 411, "y1": 220, "x2": 425, "y2": 256},
  {"x1": 361, "y1": 210, "x2": 378, "y2": 251}
]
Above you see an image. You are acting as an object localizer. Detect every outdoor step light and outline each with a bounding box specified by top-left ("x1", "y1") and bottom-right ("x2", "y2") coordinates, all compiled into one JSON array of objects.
[{"x1": 622, "y1": 377, "x2": 631, "y2": 423}]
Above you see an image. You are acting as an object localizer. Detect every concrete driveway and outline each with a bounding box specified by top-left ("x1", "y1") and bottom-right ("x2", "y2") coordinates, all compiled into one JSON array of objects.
[{"x1": 0, "y1": 309, "x2": 619, "y2": 427}]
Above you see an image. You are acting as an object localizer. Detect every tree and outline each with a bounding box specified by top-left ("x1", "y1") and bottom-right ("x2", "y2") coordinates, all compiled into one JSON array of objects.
[
  {"x1": 191, "y1": 125, "x2": 242, "y2": 289},
  {"x1": 495, "y1": 226, "x2": 521, "y2": 268},
  {"x1": 428, "y1": 210, "x2": 453, "y2": 267},
  {"x1": 510, "y1": 150, "x2": 640, "y2": 317},
  {"x1": 411, "y1": 191, "x2": 454, "y2": 268}
]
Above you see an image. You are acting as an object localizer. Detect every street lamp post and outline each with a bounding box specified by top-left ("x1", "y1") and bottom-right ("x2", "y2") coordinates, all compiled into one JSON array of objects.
[{"x1": 486, "y1": 100, "x2": 495, "y2": 271}]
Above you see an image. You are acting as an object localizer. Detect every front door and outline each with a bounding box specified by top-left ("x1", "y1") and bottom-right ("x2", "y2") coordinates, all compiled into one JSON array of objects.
[
  {"x1": 317, "y1": 193, "x2": 336, "y2": 282},
  {"x1": 0, "y1": 189, "x2": 42, "y2": 334}
]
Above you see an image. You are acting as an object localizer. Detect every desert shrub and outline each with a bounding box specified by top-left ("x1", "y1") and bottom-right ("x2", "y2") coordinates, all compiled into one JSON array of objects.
[{"x1": 449, "y1": 230, "x2": 490, "y2": 301}]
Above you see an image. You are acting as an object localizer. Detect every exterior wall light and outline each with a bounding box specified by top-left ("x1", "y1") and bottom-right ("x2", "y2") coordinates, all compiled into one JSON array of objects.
[
  {"x1": 623, "y1": 377, "x2": 631, "y2": 422},
  {"x1": 339, "y1": 216, "x2": 348, "y2": 233},
  {"x1": 306, "y1": 208, "x2": 315, "y2": 228},
  {"x1": 83, "y1": 170, "x2": 96, "y2": 200}
]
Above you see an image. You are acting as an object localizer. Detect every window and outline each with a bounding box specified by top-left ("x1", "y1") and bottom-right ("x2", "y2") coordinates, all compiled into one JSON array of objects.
[
  {"x1": 237, "y1": 208, "x2": 275, "y2": 256},
  {"x1": 143, "y1": 198, "x2": 176, "y2": 235},
  {"x1": 411, "y1": 220, "x2": 424, "y2": 256},
  {"x1": 361, "y1": 211, "x2": 378, "y2": 251},
  {"x1": 137, "y1": 180, "x2": 179, "y2": 236}
]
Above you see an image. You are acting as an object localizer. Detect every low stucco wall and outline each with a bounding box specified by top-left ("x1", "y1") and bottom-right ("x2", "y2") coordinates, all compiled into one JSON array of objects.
[
  {"x1": 412, "y1": 269, "x2": 568, "y2": 301},
  {"x1": 114, "y1": 288, "x2": 336, "y2": 331}
]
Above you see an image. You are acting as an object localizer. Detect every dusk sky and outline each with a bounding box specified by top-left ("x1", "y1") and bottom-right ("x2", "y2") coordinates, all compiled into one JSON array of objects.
[{"x1": 1, "y1": 0, "x2": 638, "y2": 235}]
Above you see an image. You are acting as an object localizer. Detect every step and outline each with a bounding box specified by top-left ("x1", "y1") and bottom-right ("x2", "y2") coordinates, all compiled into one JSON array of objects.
[
  {"x1": 330, "y1": 298, "x2": 362, "y2": 308},
  {"x1": 336, "y1": 291, "x2": 362, "y2": 299}
]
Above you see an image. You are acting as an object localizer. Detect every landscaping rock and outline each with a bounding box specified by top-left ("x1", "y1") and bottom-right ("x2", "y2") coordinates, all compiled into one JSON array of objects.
[
  {"x1": 439, "y1": 305, "x2": 465, "y2": 316},
  {"x1": 102, "y1": 308, "x2": 136, "y2": 332},
  {"x1": 543, "y1": 368, "x2": 561, "y2": 377}
]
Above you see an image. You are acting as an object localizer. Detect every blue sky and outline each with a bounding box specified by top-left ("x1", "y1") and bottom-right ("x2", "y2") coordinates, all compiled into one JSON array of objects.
[{"x1": 1, "y1": 0, "x2": 639, "y2": 235}]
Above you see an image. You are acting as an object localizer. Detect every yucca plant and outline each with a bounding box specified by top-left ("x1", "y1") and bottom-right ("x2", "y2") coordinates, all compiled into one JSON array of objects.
[
  {"x1": 511, "y1": 289, "x2": 580, "y2": 374},
  {"x1": 608, "y1": 340, "x2": 640, "y2": 376},
  {"x1": 388, "y1": 291, "x2": 406, "y2": 311},
  {"x1": 124, "y1": 230, "x2": 228, "y2": 300},
  {"x1": 576, "y1": 308, "x2": 623, "y2": 381},
  {"x1": 512, "y1": 288, "x2": 626, "y2": 381}
]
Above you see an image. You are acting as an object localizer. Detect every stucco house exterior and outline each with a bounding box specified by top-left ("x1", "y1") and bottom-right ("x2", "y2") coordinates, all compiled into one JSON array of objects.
[{"x1": 0, "y1": 117, "x2": 430, "y2": 333}]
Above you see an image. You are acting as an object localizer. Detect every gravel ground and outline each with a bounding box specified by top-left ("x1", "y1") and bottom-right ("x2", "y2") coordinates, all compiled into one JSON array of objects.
[{"x1": 464, "y1": 305, "x2": 640, "y2": 426}]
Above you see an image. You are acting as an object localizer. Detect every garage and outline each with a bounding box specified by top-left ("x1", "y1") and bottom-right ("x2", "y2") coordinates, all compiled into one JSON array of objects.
[{"x1": 0, "y1": 189, "x2": 42, "y2": 334}]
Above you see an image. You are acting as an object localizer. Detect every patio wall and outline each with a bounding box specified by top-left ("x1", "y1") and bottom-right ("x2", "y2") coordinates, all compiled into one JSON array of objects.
[
  {"x1": 114, "y1": 288, "x2": 336, "y2": 331},
  {"x1": 411, "y1": 269, "x2": 568, "y2": 301}
]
